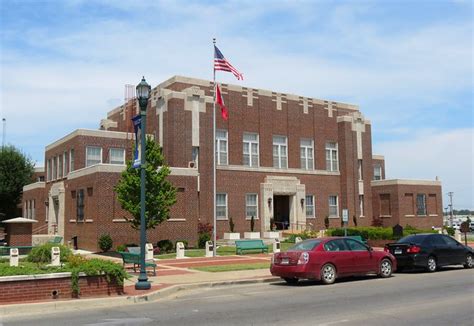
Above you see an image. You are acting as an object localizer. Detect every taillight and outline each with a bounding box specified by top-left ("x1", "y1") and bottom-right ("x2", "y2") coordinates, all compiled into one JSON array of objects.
[
  {"x1": 384, "y1": 246, "x2": 390, "y2": 253},
  {"x1": 407, "y1": 245, "x2": 421, "y2": 254},
  {"x1": 297, "y1": 252, "x2": 310, "y2": 265}
]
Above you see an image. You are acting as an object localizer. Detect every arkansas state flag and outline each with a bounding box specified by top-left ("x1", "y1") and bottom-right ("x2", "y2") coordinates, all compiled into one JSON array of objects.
[{"x1": 215, "y1": 84, "x2": 228, "y2": 120}]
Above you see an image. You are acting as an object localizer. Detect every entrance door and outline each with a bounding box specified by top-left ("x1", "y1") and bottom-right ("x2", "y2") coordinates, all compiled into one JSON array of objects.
[{"x1": 274, "y1": 196, "x2": 289, "y2": 230}]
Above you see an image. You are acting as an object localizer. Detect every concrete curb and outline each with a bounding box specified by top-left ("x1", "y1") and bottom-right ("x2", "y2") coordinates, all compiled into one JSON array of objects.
[{"x1": 0, "y1": 276, "x2": 280, "y2": 317}]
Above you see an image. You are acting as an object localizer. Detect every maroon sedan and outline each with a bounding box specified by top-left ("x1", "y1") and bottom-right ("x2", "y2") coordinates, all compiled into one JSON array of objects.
[{"x1": 271, "y1": 237, "x2": 396, "y2": 284}]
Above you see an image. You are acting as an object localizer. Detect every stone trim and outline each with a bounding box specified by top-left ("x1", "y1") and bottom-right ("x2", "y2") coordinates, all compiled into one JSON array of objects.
[
  {"x1": 372, "y1": 154, "x2": 385, "y2": 160},
  {"x1": 372, "y1": 179, "x2": 442, "y2": 187},
  {"x1": 46, "y1": 129, "x2": 134, "y2": 151},
  {"x1": 34, "y1": 167, "x2": 45, "y2": 173},
  {"x1": 149, "y1": 75, "x2": 359, "y2": 111},
  {"x1": 168, "y1": 218, "x2": 186, "y2": 222},
  {"x1": 0, "y1": 272, "x2": 87, "y2": 283},
  {"x1": 67, "y1": 164, "x2": 126, "y2": 180},
  {"x1": 112, "y1": 219, "x2": 127, "y2": 223},
  {"x1": 23, "y1": 182, "x2": 46, "y2": 192},
  {"x1": 67, "y1": 164, "x2": 199, "y2": 179},
  {"x1": 217, "y1": 165, "x2": 340, "y2": 176}
]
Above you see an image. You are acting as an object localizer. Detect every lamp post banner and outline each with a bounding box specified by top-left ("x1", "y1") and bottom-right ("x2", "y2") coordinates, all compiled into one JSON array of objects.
[{"x1": 132, "y1": 115, "x2": 142, "y2": 168}]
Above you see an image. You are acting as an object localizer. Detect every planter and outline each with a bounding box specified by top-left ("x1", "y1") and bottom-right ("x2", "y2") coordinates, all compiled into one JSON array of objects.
[
  {"x1": 244, "y1": 232, "x2": 261, "y2": 239},
  {"x1": 0, "y1": 272, "x2": 124, "y2": 305},
  {"x1": 263, "y1": 231, "x2": 281, "y2": 239},
  {"x1": 223, "y1": 232, "x2": 240, "y2": 240}
]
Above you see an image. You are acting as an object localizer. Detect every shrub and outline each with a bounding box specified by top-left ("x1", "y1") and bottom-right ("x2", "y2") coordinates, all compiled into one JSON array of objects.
[
  {"x1": 116, "y1": 244, "x2": 127, "y2": 252},
  {"x1": 98, "y1": 234, "x2": 113, "y2": 252},
  {"x1": 371, "y1": 217, "x2": 383, "y2": 227},
  {"x1": 250, "y1": 216, "x2": 255, "y2": 232},
  {"x1": 324, "y1": 216, "x2": 330, "y2": 229},
  {"x1": 286, "y1": 230, "x2": 319, "y2": 243},
  {"x1": 157, "y1": 239, "x2": 174, "y2": 253},
  {"x1": 270, "y1": 218, "x2": 275, "y2": 231},
  {"x1": 198, "y1": 233, "x2": 210, "y2": 249},
  {"x1": 175, "y1": 240, "x2": 189, "y2": 249},
  {"x1": 229, "y1": 217, "x2": 235, "y2": 233},
  {"x1": 353, "y1": 215, "x2": 358, "y2": 227},
  {"x1": 198, "y1": 222, "x2": 212, "y2": 235},
  {"x1": 27, "y1": 243, "x2": 72, "y2": 264},
  {"x1": 445, "y1": 227, "x2": 455, "y2": 236}
]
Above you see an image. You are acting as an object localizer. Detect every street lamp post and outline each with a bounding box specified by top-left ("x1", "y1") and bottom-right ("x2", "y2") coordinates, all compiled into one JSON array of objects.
[{"x1": 135, "y1": 76, "x2": 151, "y2": 290}]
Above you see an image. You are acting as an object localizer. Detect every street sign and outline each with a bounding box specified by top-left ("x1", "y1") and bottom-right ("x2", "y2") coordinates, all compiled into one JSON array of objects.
[{"x1": 342, "y1": 209, "x2": 349, "y2": 223}]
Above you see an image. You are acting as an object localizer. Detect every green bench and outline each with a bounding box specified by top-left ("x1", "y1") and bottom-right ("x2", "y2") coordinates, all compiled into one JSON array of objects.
[
  {"x1": 0, "y1": 246, "x2": 33, "y2": 256},
  {"x1": 118, "y1": 251, "x2": 156, "y2": 276},
  {"x1": 346, "y1": 235, "x2": 368, "y2": 245},
  {"x1": 235, "y1": 240, "x2": 268, "y2": 255}
]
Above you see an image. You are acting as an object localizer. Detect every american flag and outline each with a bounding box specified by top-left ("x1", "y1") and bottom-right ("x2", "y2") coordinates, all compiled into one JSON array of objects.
[{"x1": 214, "y1": 45, "x2": 243, "y2": 80}]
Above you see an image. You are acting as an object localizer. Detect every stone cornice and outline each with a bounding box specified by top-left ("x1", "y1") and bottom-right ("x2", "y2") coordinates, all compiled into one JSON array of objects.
[
  {"x1": 371, "y1": 179, "x2": 442, "y2": 187},
  {"x1": 46, "y1": 129, "x2": 134, "y2": 152},
  {"x1": 23, "y1": 182, "x2": 46, "y2": 192}
]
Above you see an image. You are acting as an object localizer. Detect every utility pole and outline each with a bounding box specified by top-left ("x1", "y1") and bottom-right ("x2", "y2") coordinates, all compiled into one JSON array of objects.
[
  {"x1": 447, "y1": 192, "x2": 454, "y2": 227},
  {"x1": 1, "y1": 118, "x2": 5, "y2": 148}
]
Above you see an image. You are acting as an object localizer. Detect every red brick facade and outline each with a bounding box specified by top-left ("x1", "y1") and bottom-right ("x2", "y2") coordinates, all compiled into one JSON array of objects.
[{"x1": 21, "y1": 76, "x2": 443, "y2": 251}]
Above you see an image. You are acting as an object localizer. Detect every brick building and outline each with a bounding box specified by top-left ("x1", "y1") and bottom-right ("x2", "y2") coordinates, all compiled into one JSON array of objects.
[{"x1": 22, "y1": 76, "x2": 443, "y2": 251}]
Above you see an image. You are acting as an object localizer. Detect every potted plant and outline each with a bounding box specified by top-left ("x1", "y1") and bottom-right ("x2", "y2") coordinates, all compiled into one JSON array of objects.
[
  {"x1": 263, "y1": 217, "x2": 280, "y2": 239},
  {"x1": 223, "y1": 217, "x2": 240, "y2": 240},
  {"x1": 244, "y1": 216, "x2": 260, "y2": 239},
  {"x1": 324, "y1": 215, "x2": 330, "y2": 229}
]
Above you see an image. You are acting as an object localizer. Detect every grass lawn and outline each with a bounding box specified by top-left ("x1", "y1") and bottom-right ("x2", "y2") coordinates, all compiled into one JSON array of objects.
[
  {"x1": 154, "y1": 242, "x2": 295, "y2": 259},
  {"x1": 190, "y1": 262, "x2": 270, "y2": 272}
]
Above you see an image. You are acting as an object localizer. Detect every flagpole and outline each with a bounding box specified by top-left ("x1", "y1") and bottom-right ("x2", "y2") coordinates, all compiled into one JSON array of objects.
[{"x1": 212, "y1": 38, "x2": 217, "y2": 257}]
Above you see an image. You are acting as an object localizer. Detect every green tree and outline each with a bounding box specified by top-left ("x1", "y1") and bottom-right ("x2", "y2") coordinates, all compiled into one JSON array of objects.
[
  {"x1": 0, "y1": 146, "x2": 34, "y2": 221},
  {"x1": 114, "y1": 138, "x2": 177, "y2": 229}
]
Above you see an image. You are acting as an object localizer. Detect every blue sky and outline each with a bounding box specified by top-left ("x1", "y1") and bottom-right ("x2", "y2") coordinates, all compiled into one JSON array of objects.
[{"x1": 1, "y1": 0, "x2": 472, "y2": 208}]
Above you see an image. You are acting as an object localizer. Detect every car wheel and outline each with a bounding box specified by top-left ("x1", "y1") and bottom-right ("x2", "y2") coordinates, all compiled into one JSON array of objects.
[
  {"x1": 320, "y1": 264, "x2": 337, "y2": 285},
  {"x1": 426, "y1": 256, "x2": 437, "y2": 272},
  {"x1": 464, "y1": 254, "x2": 473, "y2": 269},
  {"x1": 283, "y1": 277, "x2": 299, "y2": 284},
  {"x1": 379, "y1": 259, "x2": 392, "y2": 278}
]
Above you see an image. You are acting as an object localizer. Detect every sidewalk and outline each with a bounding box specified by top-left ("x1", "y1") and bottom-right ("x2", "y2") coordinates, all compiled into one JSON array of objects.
[{"x1": 0, "y1": 253, "x2": 278, "y2": 317}]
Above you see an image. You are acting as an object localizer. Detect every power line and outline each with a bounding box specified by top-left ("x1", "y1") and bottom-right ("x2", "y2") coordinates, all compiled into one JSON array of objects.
[{"x1": 447, "y1": 192, "x2": 454, "y2": 227}]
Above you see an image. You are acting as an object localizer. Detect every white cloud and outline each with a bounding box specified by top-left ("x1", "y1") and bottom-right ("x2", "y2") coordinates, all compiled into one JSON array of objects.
[{"x1": 374, "y1": 128, "x2": 474, "y2": 209}]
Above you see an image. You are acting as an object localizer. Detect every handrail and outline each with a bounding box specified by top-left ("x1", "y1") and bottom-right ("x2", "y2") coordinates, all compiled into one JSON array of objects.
[{"x1": 32, "y1": 224, "x2": 49, "y2": 235}]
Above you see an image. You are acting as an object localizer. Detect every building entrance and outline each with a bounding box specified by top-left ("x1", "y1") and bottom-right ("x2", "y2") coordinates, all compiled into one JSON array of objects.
[{"x1": 274, "y1": 195, "x2": 290, "y2": 230}]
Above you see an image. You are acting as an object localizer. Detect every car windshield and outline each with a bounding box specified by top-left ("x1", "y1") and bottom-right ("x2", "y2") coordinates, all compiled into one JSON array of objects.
[
  {"x1": 288, "y1": 239, "x2": 322, "y2": 251},
  {"x1": 397, "y1": 234, "x2": 428, "y2": 245}
]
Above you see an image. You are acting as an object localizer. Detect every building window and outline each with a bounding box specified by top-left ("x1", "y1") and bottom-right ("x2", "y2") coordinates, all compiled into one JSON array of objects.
[
  {"x1": 77, "y1": 189, "x2": 85, "y2": 222},
  {"x1": 47, "y1": 159, "x2": 51, "y2": 181},
  {"x1": 31, "y1": 200, "x2": 35, "y2": 220},
  {"x1": 246, "y1": 194, "x2": 258, "y2": 219},
  {"x1": 216, "y1": 130, "x2": 228, "y2": 165},
  {"x1": 243, "y1": 133, "x2": 259, "y2": 167},
  {"x1": 63, "y1": 152, "x2": 68, "y2": 175},
  {"x1": 358, "y1": 160, "x2": 363, "y2": 181},
  {"x1": 69, "y1": 149, "x2": 75, "y2": 172},
  {"x1": 359, "y1": 195, "x2": 364, "y2": 217},
  {"x1": 109, "y1": 148, "x2": 125, "y2": 165},
  {"x1": 58, "y1": 154, "x2": 63, "y2": 178},
  {"x1": 216, "y1": 193, "x2": 227, "y2": 220},
  {"x1": 325, "y1": 142, "x2": 338, "y2": 171},
  {"x1": 417, "y1": 194, "x2": 427, "y2": 216},
  {"x1": 306, "y1": 195, "x2": 315, "y2": 218},
  {"x1": 300, "y1": 139, "x2": 314, "y2": 170},
  {"x1": 328, "y1": 195, "x2": 338, "y2": 217},
  {"x1": 52, "y1": 156, "x2": 57, "y2": 180},
  {"x1": 273, "y1": 135, "x2": 288, "y2": 169},
  {"x1": 86, "y1": 146, "x2": 102, "y2": 167},
  {"x1": 374, "y1": 165, "x2": 382, "y2": 180},
  {"x1": 380, "y1": 194, "x2": 391, "y2": 216},
  {"x1": 192, "y1": 146, "x2": 199, "y2": 168}
]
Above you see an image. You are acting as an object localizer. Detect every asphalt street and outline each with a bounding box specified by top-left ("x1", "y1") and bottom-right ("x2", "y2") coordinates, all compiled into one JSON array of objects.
[{"x1": 2, "y1": 267, "x2": 473, "y2": 326}]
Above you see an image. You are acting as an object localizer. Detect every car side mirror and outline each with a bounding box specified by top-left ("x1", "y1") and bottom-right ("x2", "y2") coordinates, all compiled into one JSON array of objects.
[{"x1": 368, "y1": 246, "x2": 373, "y2": 252}]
